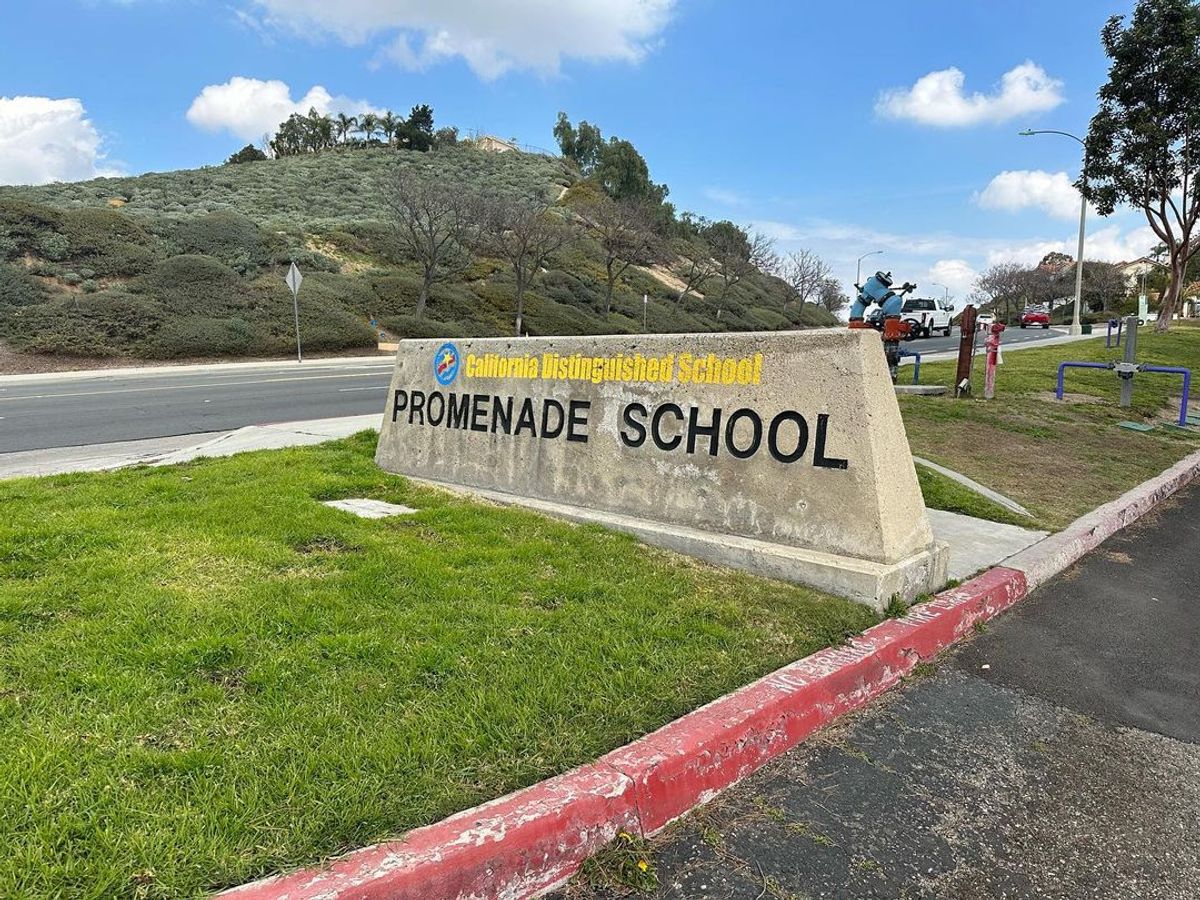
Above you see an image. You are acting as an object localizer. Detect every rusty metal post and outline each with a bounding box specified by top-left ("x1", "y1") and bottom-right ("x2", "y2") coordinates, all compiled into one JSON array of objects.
[{"x1": 955, "y1": 305, "x2": 978, "y2": 397}]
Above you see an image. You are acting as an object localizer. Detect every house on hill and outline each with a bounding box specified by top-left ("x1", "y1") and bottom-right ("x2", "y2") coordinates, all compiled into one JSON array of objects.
[
  {"x1": 1115, "y1": 256, "x2": 1165, "y2": 290},
  {"x1": 473, "y1": 135, "x2": 520, "y2": 154}
]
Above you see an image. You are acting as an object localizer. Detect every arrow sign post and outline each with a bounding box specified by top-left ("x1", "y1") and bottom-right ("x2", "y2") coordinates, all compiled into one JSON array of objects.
[{"x1": 286, "y1": 262, "x2": 303, "y2": 363}]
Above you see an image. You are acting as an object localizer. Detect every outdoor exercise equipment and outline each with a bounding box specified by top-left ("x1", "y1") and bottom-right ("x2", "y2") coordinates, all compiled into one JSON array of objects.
[
  {"x1": 1106, "y1": 317, "x2": 1124, "y2": 348},
  {"x1": 848, "y1": 271, "x2": 918, "y2": 381},
  {"x1": 898, "y1": 348, "x2": 922, "y2": 385},
  {"x1": 1056, "y1": 315, "x2": 1193, "y2": 426}
]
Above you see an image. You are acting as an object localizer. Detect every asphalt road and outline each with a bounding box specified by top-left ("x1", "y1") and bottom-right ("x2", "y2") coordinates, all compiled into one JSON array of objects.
[
  {"x1": 906, "y1": 324, "x2": 1068, "y2": 356},
  {"x1": 0, "y1": 359, "x2": 395, "y2": 454},
  {"x1": 559, "y1": 485, "x2": 1200, "y2": 900}
]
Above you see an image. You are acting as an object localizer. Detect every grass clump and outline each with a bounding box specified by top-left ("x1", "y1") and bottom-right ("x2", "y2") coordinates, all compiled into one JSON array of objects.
[{"x1": 0, "y1": 432, "x2": 874, "y2": 898}]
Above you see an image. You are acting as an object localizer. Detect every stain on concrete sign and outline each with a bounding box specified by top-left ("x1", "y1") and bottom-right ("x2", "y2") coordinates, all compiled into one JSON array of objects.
[{"x1": 376, "y1": 332, "x2": 947, "y2": 607}]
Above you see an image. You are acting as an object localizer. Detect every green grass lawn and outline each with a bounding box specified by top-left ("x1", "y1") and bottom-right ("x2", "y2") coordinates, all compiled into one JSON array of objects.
[
  {"x1": 913, "y1": 463, "x2": 1032, "y2": 527},
  {"x1": 900, "y1": 327, "x2": 1200, "y2": 530},
  {"x1": 0, "y1": 432, "x2": 875, "y2": 899}
]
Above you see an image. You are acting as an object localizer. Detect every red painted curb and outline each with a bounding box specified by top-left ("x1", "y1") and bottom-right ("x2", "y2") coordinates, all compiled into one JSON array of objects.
[
  {"x1": 219, "y1": 764, "x2": 640, "y2": 900},
  {"x1": 217, "y1": 566, "x2": 1027, "y2": 900},
  {"x1": 599, "y1": 566, "x2": 1027, "y2": 834}
]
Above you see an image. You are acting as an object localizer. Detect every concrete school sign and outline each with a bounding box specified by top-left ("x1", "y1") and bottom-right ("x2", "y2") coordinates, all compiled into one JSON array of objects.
[{"x1": 375, "y1": 331, "x2": 948, "y2": 610}]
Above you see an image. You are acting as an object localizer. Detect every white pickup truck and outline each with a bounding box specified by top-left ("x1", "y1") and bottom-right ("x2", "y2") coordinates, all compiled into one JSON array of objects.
[{"x1": 900, "y1": 297, "x2": 954, "y2": 338}]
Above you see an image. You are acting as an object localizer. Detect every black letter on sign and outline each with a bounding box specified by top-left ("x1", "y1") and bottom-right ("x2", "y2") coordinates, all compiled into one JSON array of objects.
[
  {"x1": 619, "y1": 403, "x2": 648, "y2": 447},
  {"x1": 687, "y1": 406, "x2": 723, "y2": 456},
  {"x1": 567, "y1": 400, "x2": 591, "y2": 443},
  {"x1": 409, "y1": 390, "x2": 426, "y2": 425},
  {"x1": 514, "y1": 398, "x2": 537, "y2": 436},
  {"x1": 447, "y1": 392, "x2": 470, "y2": 430},
  {"x1": 724, "y1": 408, "x2": 763, "y2": 459},
  {"x1": 427, "y1": 391, "x2": 446, "y2": 427},
  {"x1": 813, "y1": 414, "x2": 849, "y2": 469},
  {"x1": 651, "y1": 403, "x2": 684, "y2": 451},
  {"x1": 541, "y1": 399, "x2": 565, "y2": 439},
  {"x1": 470, "y1": 394, "x2": 489, "y2": 432},
  {"x1": 492, "y1": 396, "x2": 513, "y2": 434},
  {"x1": 768, "y1": 411, "x2": 809, "y2": 463},
  {"x1": 392, "y1": 390, "x2": 408, "y2": 422}
]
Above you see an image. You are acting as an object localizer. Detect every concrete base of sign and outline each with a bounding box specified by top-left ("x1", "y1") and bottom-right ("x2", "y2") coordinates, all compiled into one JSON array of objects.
[{"x1": 413, "y1": 477, "x2": 950, "y2": 611}]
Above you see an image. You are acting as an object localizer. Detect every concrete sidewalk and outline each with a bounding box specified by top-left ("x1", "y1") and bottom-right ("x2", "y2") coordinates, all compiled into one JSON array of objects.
[
  {"x1": 0, "y1": 414, "x2": 381, "y2": 479},
  {"x1": 557, "y1": 484, "x2": 1200, "y2": 900}
]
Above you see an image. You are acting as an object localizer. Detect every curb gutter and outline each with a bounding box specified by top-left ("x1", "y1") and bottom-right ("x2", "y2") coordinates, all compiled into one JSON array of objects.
[{"x1": 218, "y1": 445, "x2": 1200, "y2": 900}]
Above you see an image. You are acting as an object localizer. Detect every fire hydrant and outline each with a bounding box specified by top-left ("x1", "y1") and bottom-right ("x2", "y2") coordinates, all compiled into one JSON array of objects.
[{"x1": 984, "y1": 322, "x2": 1006, "y2": 399}]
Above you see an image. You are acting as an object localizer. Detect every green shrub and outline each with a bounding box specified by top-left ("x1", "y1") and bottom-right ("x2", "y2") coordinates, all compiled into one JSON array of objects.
[
  {"x1": 0, "y1": 262, "x2": 43, "y2": 308},
  {"x1": 148, "y1": 316, "x2": 267, "y2": 357},
  {"x1": 61, "y1": 272, "x2": 83, "y2": 286},
  {"x1": 81, "y1": 280, "x2": 99, "y2": 294},
  {"x1": 59, "y1": 207, "x2": 159, "y2": 276},
  {"x1": 0, "y1": 199, "x2": 64, "y2": 257},
  {"x1": 174, "y1": 211, "x2": 268, "y2": 273},
  {"x1": 2, "y1": 290, "x2": 163, "y2": 357},
  {"x1": 38, "y1": 232, "x2": 69, "y2": 262},
  {"x1": 132, "y1": 254, "x2": 245, "y2": 314},
  {"x1": 283, "y1": 247, "x2": 341, "y2": 273}
]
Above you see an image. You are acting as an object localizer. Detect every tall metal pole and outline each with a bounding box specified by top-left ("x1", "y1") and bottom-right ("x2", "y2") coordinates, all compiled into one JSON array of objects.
[
  {"x1": 1071, "y1": 180, "x2": 1087, "y2": 336},
  {"x1": 856, "y1": 250, "x2": 883, "y2": 287},
  {"x1": 292, "y1": 292, "x2": 303, "y2": 363},
  {"x1": 1019, "y1": 129, "x2": 1086, "y2": 335}
]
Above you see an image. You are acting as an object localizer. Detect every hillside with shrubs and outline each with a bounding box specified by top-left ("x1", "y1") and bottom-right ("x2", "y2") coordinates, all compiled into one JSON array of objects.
[{"x1": 0, "y1": 115, "x2": 837, "y2": 364}]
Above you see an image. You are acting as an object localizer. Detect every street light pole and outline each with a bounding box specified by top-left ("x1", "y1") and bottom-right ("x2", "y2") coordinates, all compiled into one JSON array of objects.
[
  {"x1": 1019, "y1": 128, "x2": 1086, "y2": 336},
  {"x1": 856, "y1": 250, "x2": 883, "y2": 287}
]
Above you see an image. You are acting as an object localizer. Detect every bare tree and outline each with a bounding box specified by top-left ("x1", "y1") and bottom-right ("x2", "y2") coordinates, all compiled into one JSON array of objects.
[
  {"x1": 382, "y1": 169, "x2": 473, "y2": 318},
  {"x1": 707, "y1": 222, "x2": 776, "y2": 304},
  {"x1": 577, "y1": 196, "x2": 660, "y2": 316},
  {"x1": 1082, "y1": 261, "x2": 1128, "y2": 314},
  {"x1": 475, "y1": 196, "x2": 573, "y2": 336},
  {"x1": 672, "y1": 237, "x2": 718, "y2": 304},
  {"x1": 817, "y1": 276, "x2": 849, "y2": 315},
  {"x1": 775, "y1": 249, "x2": 831, "y2": 318},
  {"x1": 975, "y1": 263, "x2": 1030, "y2": 323}
]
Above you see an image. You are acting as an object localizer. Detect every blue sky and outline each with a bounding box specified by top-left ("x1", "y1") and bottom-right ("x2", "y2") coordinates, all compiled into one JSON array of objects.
[{"x1": 0, "y1": 0, "x2": 1150, "y2": 300}]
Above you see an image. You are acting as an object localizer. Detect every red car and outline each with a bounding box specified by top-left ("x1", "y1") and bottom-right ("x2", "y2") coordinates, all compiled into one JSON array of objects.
[{"x1": 1020, "y1": 307, "x2": 1051, "y2": 329}]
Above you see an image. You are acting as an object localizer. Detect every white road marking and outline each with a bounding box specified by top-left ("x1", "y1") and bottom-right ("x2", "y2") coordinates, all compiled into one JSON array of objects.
[{"x1": 338, "y1": 386, "x2": 388, "y2": 393}]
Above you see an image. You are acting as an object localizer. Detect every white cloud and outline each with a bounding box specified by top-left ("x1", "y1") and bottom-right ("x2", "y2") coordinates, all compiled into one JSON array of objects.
[
  {"x1": 976, "y1": 170, "x2": 1084, "y2": 220},
  {"x1": 702, "y1": 186, "x2": 746, "y2": 207},
  {"x1": 186, "y1": 76, "x2": 382, "y2": 141},
  {"x1": 246, "y1": 0, "x2": 675, "y2": 79},
  {"x1": 0, "y1": 96, "x2": 121, "y2": 186},
  {"x1": 925, "y1": 259, "x2": 977, "y2": 300},
  {"x1": 985, "y1": 224, "x2": 1157, "y2": 267},
  {"x1": 877, "y1": 61, "x2": 1064, "y2": 127}
]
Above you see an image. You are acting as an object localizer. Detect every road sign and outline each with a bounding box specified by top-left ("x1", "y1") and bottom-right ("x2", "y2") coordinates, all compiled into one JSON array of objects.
[
  {"x1": 286, "y1": 262, "x2": 303, "y2": 297},
  {"x1": 286, "y1": 262, "x2": 303, "y2": 363}
]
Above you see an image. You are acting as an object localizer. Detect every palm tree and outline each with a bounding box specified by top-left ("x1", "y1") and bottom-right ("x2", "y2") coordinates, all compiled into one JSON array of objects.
[
  {"x1": 380, "y1": 111, "x2": 399, "y2": 146},
  {"x1": 359, "y1": 112, "x2": 379, "y2": 144},
  {"x1": 335, "y1": 112, "x2": 358, "y2": 145}
]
